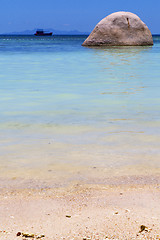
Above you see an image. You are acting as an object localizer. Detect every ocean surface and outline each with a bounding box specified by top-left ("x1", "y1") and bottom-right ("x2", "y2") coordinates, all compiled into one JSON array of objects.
[{"x1": 0, "y1": 35, "x2": 160, "y2": 183}]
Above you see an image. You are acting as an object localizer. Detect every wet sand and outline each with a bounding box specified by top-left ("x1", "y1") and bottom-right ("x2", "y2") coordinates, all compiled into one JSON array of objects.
[{"x1": 0, "y1": 174, "x2": 160, "y2": 240}]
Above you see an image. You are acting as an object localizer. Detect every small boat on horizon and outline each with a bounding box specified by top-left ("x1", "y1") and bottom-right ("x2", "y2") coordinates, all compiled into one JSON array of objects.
[{"x1": 34, "y1": 29, "x2": 52, "y2": 36}]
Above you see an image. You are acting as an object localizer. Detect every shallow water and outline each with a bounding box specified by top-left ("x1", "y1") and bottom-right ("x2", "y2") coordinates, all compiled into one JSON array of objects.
[{"x1": 0, "y1": 35, "x2": 160, "y2": 181}]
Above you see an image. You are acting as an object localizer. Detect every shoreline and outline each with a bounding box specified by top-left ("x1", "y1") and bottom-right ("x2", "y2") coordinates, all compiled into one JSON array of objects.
[{"x1": 0, "y1": 164, "x2": 160, "y2": 189}]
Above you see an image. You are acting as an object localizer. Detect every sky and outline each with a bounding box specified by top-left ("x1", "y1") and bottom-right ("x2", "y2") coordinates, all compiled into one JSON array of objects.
[{"x1": 0, "y1": 0, "x2": 160, "y2": 34}]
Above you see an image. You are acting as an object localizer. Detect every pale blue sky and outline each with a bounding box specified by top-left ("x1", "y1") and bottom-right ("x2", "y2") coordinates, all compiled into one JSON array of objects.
[{"x1": 0, "y1": 0, "x2": 160, "y2": 34}]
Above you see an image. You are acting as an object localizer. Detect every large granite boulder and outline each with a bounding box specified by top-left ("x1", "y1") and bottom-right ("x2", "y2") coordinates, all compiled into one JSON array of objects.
[{"x1": 82, "y1": 12, "x2": 153, "y2": 46}]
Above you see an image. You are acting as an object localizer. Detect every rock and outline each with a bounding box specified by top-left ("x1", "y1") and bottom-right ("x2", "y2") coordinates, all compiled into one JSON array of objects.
[
  {"x1": 16, "y1": 232, "x2": 21, "y2": 236},
  {"x1": 22, "y1": 233, "x2": 35, "y2": 238},
  {"x1": 82, "y1": 12, "x2": 153, "y2": 46},
  {"x1": 139, "y1": 225, "x2": 148, "y2": 233},
  {"x1": 36, "y1": 234, "x2": 45, "y2": 239}
]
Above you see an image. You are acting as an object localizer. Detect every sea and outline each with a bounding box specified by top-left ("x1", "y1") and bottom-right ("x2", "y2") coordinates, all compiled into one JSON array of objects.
[{"x1": 0, "y1": 35, "x2": 160, "y2": 186}]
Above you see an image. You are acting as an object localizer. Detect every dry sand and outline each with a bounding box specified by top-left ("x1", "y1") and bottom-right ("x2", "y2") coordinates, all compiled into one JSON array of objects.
[{"x1": 0, "y1": 176, "x2": 160, "y2": 240}]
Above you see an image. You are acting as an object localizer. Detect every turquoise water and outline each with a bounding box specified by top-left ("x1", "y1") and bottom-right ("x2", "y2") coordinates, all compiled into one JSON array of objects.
[{"x1": 0, "y1": 35, "x2": 160, "y2": 176}]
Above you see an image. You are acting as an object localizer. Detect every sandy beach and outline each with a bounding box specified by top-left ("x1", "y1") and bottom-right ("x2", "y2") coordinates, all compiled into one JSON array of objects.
[{"x1": 0, "y1": 174, "x2": 160, "y2": 240}]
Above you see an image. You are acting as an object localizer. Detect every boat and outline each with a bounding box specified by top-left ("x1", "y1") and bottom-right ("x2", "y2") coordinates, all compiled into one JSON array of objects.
[{"x1": 34, "y1": 29, "x2": 52, "y2": 36}]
